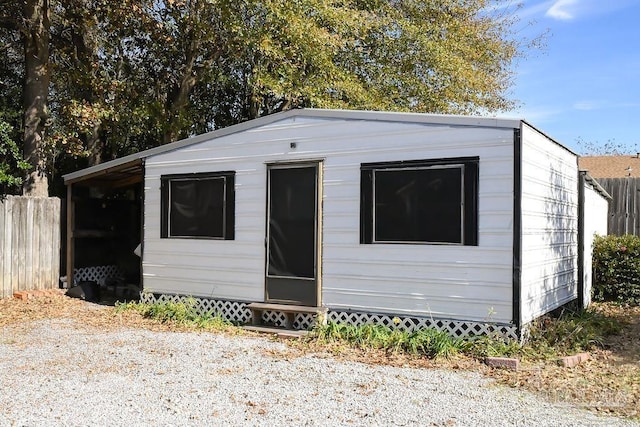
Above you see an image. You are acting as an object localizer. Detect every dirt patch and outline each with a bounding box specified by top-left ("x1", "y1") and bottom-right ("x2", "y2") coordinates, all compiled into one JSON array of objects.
[{"x1": 1, "y1": 294, "x2": 638, "y2": 420}]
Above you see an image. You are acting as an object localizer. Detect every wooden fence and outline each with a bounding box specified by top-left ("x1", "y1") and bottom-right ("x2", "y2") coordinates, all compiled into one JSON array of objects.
[
  {"x1": 0, "y1": 196, "x2": 61, "y2": 298},
  {"x1": 596, "y1": 177, "x2": 640, "y2": 236}
]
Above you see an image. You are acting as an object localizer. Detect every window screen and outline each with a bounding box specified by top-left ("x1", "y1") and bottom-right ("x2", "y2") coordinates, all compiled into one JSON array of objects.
[
  {"x1": 161, "y1": 172, "x2": 235, "y2": 239},
  {"x1": 361, "y1": 158, "x2": 478, "y2": 245}
]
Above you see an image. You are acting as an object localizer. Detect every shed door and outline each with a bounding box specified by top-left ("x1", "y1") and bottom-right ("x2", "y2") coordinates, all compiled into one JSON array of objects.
[{"x1": 266, "y1": 163, "x2": 320, "y2": 306}]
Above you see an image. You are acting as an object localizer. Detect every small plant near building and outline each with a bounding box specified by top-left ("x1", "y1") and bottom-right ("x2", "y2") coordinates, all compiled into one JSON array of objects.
[
  {"x1": 115, "y1": 298, "x2": 622, "y2": 362},
  {"x1": 311, "y1": 322, "x2": 465, "y2": 358},
  {"x1": 115, "y1": 298, "x2": 233, "y2": 330},
  {"x1": 466, "y1": 306, "x2": 622, "y2": 361},
  {"x1": 522, "y1": 307, "x2": 622, "y2": 360}
]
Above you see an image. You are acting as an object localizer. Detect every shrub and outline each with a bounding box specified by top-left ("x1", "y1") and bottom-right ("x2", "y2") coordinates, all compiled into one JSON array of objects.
[{"x1": 593, "y1": 234, "x2": 640, "y2": 305}]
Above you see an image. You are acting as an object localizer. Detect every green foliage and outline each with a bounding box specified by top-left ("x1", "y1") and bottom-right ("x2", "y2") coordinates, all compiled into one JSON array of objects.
[
  {"x1": 312, "y1": 321, "x2": 464, "y2": 358},
  {"x1": 0, "y1": 119, "x2": 29, "y2": 194},
  {"x1": 593, "y1": 234, "x2": 640, "y2": 305},
  {"x1": 465, "y1": 306, "x2": 622, "y2": 360},
  {"x1": 464, "y1": 335, "x2": 522, "y2": 359},
  {"x1": 115, "y1": 298, "x2": 233, "y2": 330},
  {"x1": 2, "y1": 0, "x2": 541, "y2": 195},
  {"x1": 47, "y1": 0, "x2": 533, "y2": 181},
  {"x1": 524, "y1": 307, "x2": 622, "y2": 358}
]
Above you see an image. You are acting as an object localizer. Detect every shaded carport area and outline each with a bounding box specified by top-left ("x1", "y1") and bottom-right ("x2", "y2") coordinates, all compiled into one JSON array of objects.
[{"x1": 63, "y1": 158, "x2": 144, "y2": 300}]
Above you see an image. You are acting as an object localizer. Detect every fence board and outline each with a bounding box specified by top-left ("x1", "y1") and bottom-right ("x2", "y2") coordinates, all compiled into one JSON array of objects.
[
  {"x1": 2, "y1": 200, "x2": 12, "y2": 297},
  {"x1": 596, "y1": 178, "x2": 640, "y2": 236},
  {"x1": 0, "y1": 200, "x2": 6, "y2": 298},
  {"x1": 14, "y1": 199, "x2": 24, "y2": 291},
  {"x1": 0, "y1": 196, "x2": 61, "y2": 298}
]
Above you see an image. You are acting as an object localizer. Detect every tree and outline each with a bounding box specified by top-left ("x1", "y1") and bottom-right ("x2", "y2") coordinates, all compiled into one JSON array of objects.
[
  {"x1": 130, "y1": 0, "x2": 525, "y2": 138},
  {"x1": 2, "y1": 0, "x2": 536, "y2": 195},
  {"x1": 0, "y1": 119, "x2": 29, "y2": 194},
  {"x1": 1, "y1": 0, "x2": 51, "y2": 196},
  {"x1": 0, "y1": 16, "x2": 28, "y2": 194},
  {"x1": 207, "y1": 0, "x2": 524, "y2": 119},
  {"x1": 576, "y1": 137, "x2": 640, "y2": 156}
]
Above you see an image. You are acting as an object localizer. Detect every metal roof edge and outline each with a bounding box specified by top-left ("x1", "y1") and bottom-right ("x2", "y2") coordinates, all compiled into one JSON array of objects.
[
  {"x1": 62, "y1": 110, "x2": 302, "y2": 183},
  {"x1": 580, "y1": 170, "x2": 613, "y2": 200},
  {"x1": 301, "y1": 108, "x2": 523, "y2": 129},
  {"x1": 520, "y1": 120, "x2": 578, "y2": 157},
  {"x1": 64, "y1": 108, "x2": 524, "y2": 183}
]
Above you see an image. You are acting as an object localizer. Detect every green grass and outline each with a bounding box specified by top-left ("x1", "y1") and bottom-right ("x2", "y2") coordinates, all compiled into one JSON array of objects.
[
  {"x1": 310, "y1": 306, "x2": 623, "y2": 361},
  {"x1": 522, "y1": 306, "x2": 622, "y2": 358},
  {"x1": 465, "y1": 306, "x2": 623, "y2": 361},
  {"x1": 116, "y1": 298, "x2": 622, "y2": 361},
  {"x1": 311, "y1": 321, "x2": 464, "y2": 358},
  {"x1": 115, "y1": 297, "x2": 233, "y2": 330}
]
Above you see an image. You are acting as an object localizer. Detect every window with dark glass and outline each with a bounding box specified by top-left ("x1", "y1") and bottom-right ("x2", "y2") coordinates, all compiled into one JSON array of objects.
[
  {"x1": 360, "y1": 158, "x2": 478, "y2": 245},
  {"x1": 160, "y1": 172, "x2": 235, "y2": 239}
]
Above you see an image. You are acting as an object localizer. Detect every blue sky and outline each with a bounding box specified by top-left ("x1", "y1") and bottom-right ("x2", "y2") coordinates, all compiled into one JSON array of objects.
[{"x1": 500, "y1": 0, "x2": 640, "y2": 154}]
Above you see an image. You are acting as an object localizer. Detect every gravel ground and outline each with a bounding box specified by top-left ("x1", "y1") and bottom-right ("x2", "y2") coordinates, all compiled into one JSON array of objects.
[{"x1": 0, "y1": 318, "x2": 637, "y2": 427}]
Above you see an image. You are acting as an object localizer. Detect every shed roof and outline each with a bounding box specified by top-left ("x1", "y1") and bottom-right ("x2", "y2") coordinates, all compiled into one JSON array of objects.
[
  {"x1": 64, "y1": 108, "x2": 526, "y2": 185},
  {"x1": 578, "y1": 155, "x2": 640, "y2": 178}
]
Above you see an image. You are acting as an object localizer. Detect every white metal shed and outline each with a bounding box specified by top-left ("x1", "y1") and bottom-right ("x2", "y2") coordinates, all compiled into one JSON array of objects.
[{"x1": 63, "y1": 109, "x2": 609, "y2": 338}]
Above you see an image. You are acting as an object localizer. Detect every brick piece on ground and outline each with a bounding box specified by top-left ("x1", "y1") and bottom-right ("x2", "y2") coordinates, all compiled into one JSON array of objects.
[
  {"x1": 558, "y1": 352, "x2": 590, "y2": 368},
  {"x1": 13, "y1": 291, "x2": 29, "y2": 300},
  {"x1": 484, "y1": 357, "x2": 519, "y2": 371}
]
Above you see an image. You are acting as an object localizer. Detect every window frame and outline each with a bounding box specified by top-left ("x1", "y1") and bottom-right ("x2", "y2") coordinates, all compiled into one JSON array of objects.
[
  {"x1": 360, "y1": 157, "x2": 479, "y2": 246},
  {"x1": 160, "y1": 171, "x2": 235, "y2": 240}
]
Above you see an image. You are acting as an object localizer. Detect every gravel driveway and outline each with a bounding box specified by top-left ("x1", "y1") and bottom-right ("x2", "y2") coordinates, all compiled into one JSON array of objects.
[{"x1": 0, "y1": 318, "x2": 637, "y2": 427}]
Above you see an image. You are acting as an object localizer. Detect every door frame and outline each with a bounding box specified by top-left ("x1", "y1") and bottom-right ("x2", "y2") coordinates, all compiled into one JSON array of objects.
[{"x1": 264, "y1": 160, "x2": 323, "y2": 307}]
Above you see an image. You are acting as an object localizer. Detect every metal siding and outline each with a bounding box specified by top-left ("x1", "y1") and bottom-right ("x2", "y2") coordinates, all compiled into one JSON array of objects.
[
  {"x1": 582, "y1": 182, "x2": 609, "y2": 307},
  {"x1": 143, "y1": 117, "x2": 515, "y2": 322},
  {"x1": 520, "y1": 124, "x2": 579, "y2": 323}
]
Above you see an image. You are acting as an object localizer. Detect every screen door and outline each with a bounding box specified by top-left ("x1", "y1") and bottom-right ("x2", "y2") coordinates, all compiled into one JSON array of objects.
[{"x1": 266, "y1": 163, "x2": 319, "y2": 306}]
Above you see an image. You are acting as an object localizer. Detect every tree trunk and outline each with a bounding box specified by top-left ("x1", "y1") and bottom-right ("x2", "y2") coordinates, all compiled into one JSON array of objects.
[
  {"x1": 22, "y1": 0, "x2": 50, "y2": 197},
  {"x1": 163, "y1": 70, "x2": 197, "y2": 145},
  {"x1": 162, "y1": 39, "x2": 198, "y2": 145},
  {"x1": 86, "y1": 122, "x2": 102, "y2": 166}
]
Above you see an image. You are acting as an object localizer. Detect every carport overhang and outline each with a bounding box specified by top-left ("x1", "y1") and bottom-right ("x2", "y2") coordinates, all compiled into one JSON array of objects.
[{"x1": 63, "y1": 158, "x2": 144, "y2": 289}]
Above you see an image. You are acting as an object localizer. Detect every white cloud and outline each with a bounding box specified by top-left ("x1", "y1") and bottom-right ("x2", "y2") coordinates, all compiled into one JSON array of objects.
[
  {"x1": 514, "y1": 0, "x2": 636, "y2": 22},
  {"x1": 545, "y1": 0, "x2": 579, "y2": 20},
  {"x1": 572, "y1": 101, "x2": 640, "y2": 111},
  {"x1": 517, "y1": 1, "x2": 556, "y2": 20},
  {"x1": 573, "y1": 101, "x2": 597, "y2": 110},
  {"x1": 495, "y1": 105, "x2": 566, "y2": 123}
]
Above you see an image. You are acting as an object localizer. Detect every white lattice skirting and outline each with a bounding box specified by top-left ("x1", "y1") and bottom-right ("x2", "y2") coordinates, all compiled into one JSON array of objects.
[
  {"x1": 63, "y1": 265, "x2": 122, "y2": 287},
  {"x1": 139, "y1": 293, "x2": 518, "y2": 340}
]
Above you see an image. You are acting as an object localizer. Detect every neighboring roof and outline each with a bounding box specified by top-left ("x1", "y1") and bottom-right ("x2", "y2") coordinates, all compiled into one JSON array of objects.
[
  {"x1": 579, "y1": 155, "x2": 640, "y2": 178},
  {"x1": 64, "y1": 108, "x2": 526, "y2": 184}
]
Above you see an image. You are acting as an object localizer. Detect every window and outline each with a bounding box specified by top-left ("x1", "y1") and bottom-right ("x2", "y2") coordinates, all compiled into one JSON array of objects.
[
  {"x1": 161, "y1": 172, "x2": 235, "y2": 239},
  {"x1": 360, "y1": 158, "x2": 478, "y2": 245}
]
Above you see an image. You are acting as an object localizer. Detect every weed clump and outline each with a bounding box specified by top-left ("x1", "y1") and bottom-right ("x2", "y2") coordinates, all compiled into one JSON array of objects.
[
  {"x1": 312, "y1": 305, "x2": 623, "y2": 361},
  {"x1": 524, "y1": 306, "x2": 622, "y2": 358},
  {"x1": 116, "y1": 297, "x2": 233, "y2": 330},
  {"x1": 466, "y1": 306, "x2": 622, "y2": 361},
  {"x1": 312, "y1": 322, "x2": 463, "y2": 358}
]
